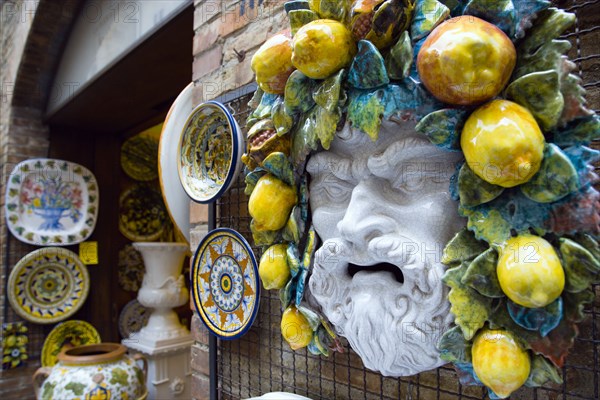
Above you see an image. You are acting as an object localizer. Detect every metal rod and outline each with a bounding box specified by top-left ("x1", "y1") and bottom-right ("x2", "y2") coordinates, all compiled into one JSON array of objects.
[{"x1": 209, "y1": 200, "x2": 218, "y2": 400}]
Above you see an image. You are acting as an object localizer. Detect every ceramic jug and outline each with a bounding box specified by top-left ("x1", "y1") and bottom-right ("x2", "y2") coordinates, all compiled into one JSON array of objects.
[{"x1": 33, "y1": 343, "x2": 147, "y2": 400}]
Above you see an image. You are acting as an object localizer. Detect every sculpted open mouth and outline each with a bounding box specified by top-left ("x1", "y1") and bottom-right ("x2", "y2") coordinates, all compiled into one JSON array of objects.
[{"x1": 347, "y1": 262, "x2": 404, "y2": 284}]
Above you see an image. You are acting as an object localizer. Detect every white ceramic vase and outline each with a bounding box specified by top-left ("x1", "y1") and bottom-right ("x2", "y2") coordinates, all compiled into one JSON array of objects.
[{"x1": 133, "y1": 242, "x2": 189, "y2": 343}]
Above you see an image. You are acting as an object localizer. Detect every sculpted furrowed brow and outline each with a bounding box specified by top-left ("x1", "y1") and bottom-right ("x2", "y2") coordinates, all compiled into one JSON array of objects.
[{"x1": 306, "y1": 151, "x2": 369, "y2": 183}]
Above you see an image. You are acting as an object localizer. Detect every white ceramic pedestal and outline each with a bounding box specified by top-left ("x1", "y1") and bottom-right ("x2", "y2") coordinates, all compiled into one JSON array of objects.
[{"x1": 124, "y1": 242, "x2": 193, "y2": 399}]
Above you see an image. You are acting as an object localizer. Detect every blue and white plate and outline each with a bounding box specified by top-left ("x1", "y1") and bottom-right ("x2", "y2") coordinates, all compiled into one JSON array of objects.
[
  {"x1": 177, "y1": 101, "x2": 244, "y2": 203},
  {"x1": 191, "y1": 228, "x2": 260, "y2": 339}
]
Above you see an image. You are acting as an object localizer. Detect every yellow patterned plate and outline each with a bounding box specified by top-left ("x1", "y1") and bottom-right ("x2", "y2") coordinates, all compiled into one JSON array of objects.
[
  {"x1": 120, "y1": 126, "x2": 161, "y2": 181},
  {"x1": 7, "y1": 248, "x2": 90, "y2": 324},
  {"x1": 118, "y1": 184, "x2": 168, "y2": 241},
  {"x1": 41, "y1": 320, "x2": 101, "y2": 367},
  {"x1": 192, "y1": 228, "x2": 260, "y2": 339}
]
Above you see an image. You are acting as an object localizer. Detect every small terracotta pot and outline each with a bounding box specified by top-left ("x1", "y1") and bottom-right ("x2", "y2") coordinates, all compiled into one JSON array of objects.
[{"x1": 33, "y1": 343, "x2": 147, "y2": 400}]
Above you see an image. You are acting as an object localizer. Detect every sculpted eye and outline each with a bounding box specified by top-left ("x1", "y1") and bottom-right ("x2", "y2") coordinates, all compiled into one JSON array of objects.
[{"x1": 322, "y1": 184, "x2": 352, "y2": 202}]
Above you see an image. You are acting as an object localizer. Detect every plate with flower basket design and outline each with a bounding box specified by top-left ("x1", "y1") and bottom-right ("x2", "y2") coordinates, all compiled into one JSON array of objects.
[
  {"x1": 4, "y1": 159, "x2": 99, "y2": 246},
  {"x1": 41, "y1": 320, "x2": 101, "y2": 367},
  {"x1": 192, "y1": 228, "x2": 260, "y2": 339},
  {"x1": 8, "y1": 248, "x2": 90, "y2": 324}
]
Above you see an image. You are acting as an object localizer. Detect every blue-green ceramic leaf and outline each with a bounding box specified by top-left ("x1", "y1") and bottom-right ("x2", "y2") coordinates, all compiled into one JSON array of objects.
[
  {"x1": 415, "y1": 108, "x2": 467, "y2": 151},
  {"x1": 289, "y1": 9, "x2": 318, "y2": 36},
  {"x1": 506, "y1": 70, "x2": 564, "y2": 131},
  {"x1": 507, "y1": 298, "x2": 563, "y2": 337},
  {"x1": 285, "y1": 70, "x2": 316, "y2": 114},
  {"x1": 287, "y1": 241, "x2": 301, "y2": 277},
  {"x1": 262, "y1": 152, "x2": 295, "y2": 186},
  {"x1": 511, "y1": 0, "x2": 551, "y2": 39},
  {"x1": 385, "y1": 31, "x2": 412, "y2": 80},
  {"x1": 524, "y1": 354, "x2": 563, "y2": 388},
  {"x1": 244, "y1": 168, "x2": 267, "y2": 196},
  {"x1": 313, "y1": 69, "x2": 346, "y2": 113},
  {"x1": 296, "y1": 304, "x2": 321, "y2": 331},
  {"x1": 294, "y1": 268, "x2": 308, "y2": 305},
  {"x1": 348, "y1": 40, "x2": 390, "y2": 89},
  {"x1": 273, "y1": 100, "x2": 295, "y2": 136},
  {"x1": 463, "y1": 0, "x2": 516, "y2": 37},
  {"x1": 280, "y1": 278, "x2": 293, "y2": 309},
  {"x1": 410, "y1": 0, "x2": 450, "y2": 40},
  {"x1": 559, "y1": 238, "x2": 600, "y2": 293},
  {"x1": 514, "y1": 40, "x2": 571, "y2": 79},
  {"x1": 441, "y1": 228, "x2": 489, "y2": 265},
  {"x1": 437, "y1": 326, "x2": 472, "y2": 363},
  {"x1": 291, "y1": 106, "x2": 321, "y2": 165},
  {"x1": 457, "y1": 163, "x2": 505, "y2": 207},
  {"x1": 454, "y1": 362, "x2": 483, "y2": 387},
  {"x1": 520, "y1": 144, "x2": 579, "y2": 203},
  {"x1": 461, "y1": 247, "x2": 504, "y2": 297},
  {"x1": 283, "y1": 206, "x2": 304, "y2": 243},
  {"x1": 561, "y1": 146, "x2": 600, "y2": 189},
  {"x1": 553, "y1": 115, "x2": 600, "y2": 147}
]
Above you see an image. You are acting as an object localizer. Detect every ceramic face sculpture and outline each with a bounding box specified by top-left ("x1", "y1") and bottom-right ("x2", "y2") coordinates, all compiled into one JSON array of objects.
[{"x1": 307, "y1": 119, "x2": 465, "y2": 376}]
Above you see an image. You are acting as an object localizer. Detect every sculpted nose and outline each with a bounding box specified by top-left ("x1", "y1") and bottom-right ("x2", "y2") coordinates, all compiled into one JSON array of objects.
[{"x1": 337, "y1": 180, "x2": 394, "y2": 244}]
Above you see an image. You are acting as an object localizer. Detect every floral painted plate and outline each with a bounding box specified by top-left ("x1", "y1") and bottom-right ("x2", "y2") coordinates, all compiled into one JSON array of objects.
[
  {"x1": 177, "y1": 101, "x2": 245, "y2": 203},
  {"x1": 120, "y1": 125, "x2": 161, "y2": 181},
  {"x1": 192, "y1": 228, "x2": 260, "y2": 339},
  {"x1": 7, "y1": 248, "x2": 90, "y2": 324},
  {"x1": 41, "y1": 320, "x2": 101, "y2": 367},
  {"x1": 118, "y1": 184, "x2": 168, "y2": 241},
  {"x1": 159, "y1": 83, "x2": 192, "y2": 243},
  {"x1": 117, "y1": 244, "x2": 145, "y2": 292},
  {"x1": 118, "y1": 299, "x2": 150, "y2": 339},
  {"x1": 4, "y1": 159, "x2": 99, "y2": 246}
]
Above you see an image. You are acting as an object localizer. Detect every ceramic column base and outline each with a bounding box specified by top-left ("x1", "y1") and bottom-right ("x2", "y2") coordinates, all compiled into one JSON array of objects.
[{"x1": 124, "y1": 334, "x2": 193, "y2": 400}]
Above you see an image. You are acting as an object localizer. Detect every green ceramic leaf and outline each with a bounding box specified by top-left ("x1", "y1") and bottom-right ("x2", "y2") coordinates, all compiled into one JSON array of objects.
[
  {"x1": 461, "y1": 247, "x2": 503, "y2": 298},
  {"x1": 410, "y1": 0, "x2": 450, "y2": 40},
  {"x1": 244, "y1": 169, "x2": 267, "y2": 196},
  {"x1": 311, "y1": 0, "x2": 349, "y2": 22},
  {"x1": 6, "y1": 203, "x2": 17, "y2": 211},
  {"x1": 8, "y1": 189, "x2": 18, "y2": 198},
  {"x1": 250, "y1": 220, "x2": 279, "y2": 246},
  {"x1": 248, "y1": 86, "x2": 264, "y2": 110},
  {"x1": 463, "y1": 0, "x2": 515, "y2": 37},
  {"x1": 559, "y1": 72, "x2": 593, "y2": 124},
  {"x1": 287, "y1": 242, "x2": 301, "y2": 277},
  {"x1": 519, "y1": 8, "x2": 575, "y2": 56},
  {"x1": 280, "y1": 279, "x2": 293, "y2": 309},
  {"x1": 301, "y1": 226, "x2": 317, "y2": 270},
  {"x1": 248, "y1": 92, "x2": 281, "y2": 125},
  {"x1": 553, "y1": 115, "x2": 600, "y2": 147},
  {"x1": 288, "y1": 9, "x2": 318, "y2": 36},
  {"x1": 385, "y1": 31, "x2": 412, "y2": 80},
  {"x1": 314, "y1": 106, "x2": 341, "y2": 150},
  {"x1": 290, "y1": 107, "x2": 320, "y2": 165},
  {"x1": 487, "y1": 300, "x2": 538, "y2": 349},
  {"x1": 348, "y1": 40, "x2": 390, "y2": 89},
  {"x1": 283, "y1": 206, "x2": 304, "y2": 243},
  {"x1": 262, "y1": 152, "x2": 295, "y2": 186},
  {"x1": 448, "y1": 285, "x2": 492, "y2": 340},
  {"x1": 347, "y1": 90, "x2": 385, "y2": 141},
  {"x1": 562, "y1": 289, "x2": 595, "y2": 324},
  {"x1": 437, "y1": 326, "x2": 472, "y2": 364},
  {"x1": 297, "y1": 305, "x2": 321, "y2": 331},
  {"x1": 443, "y1": 261, "x2": 469, "y2": 289},
  {"x1": 458, "y1": 163, "x2": 504, "y2": 207},
  {"x1": 442, "y1": 228, "x2": 489, "y2": 265},
  {"x1": 559, "y1": 238, "x2": 600, "y2": 293},
  {"x1": 525, "y1": 354, "x2": 563, "y2": 388},
  {"x1": 460, "y1": 206, "x2": 514, "y2": 245},
  {"x1": 512, "y1": 0, "x2": 551, "y2": 39},
  {"x1": 571, "y1": 233, "x2": 600, "y2": 261},
  {"x1": 272, "y1": 100, "x2": 295, "y2": 136},
  {"x1": 520, "y1": 144, "x2": 579, "y2": 203},
  {"x1": 415, "y1": 108, "x2": 467, "y2": 151},
  {"x1": 285, "y1": 70, "x2": 316, "y2": 114},
  {"x1": 313, "y1": 69, "x2": 345, "y2": 113},
  {"x1": 506, "y1": 70, "x2": 564, "y2": 131},
  {"x1": 514, "y1": 40, "x2": 571, "y2": 79}
]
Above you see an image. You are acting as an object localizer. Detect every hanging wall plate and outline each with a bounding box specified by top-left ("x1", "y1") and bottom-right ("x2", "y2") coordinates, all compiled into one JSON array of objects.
[
  {"x1": 177, "y1": 101, "x2": 244, "y2": 203},
  {"x1": 41, "y1": 320, "x2": 101, "y2": 367},
  {"x1": 191, "y1": 228, "x2": 260, "y2": 339},
  {"x1": 158, "y1": 83, "x2": 192, "y2": 243},
  {"x1": 7, "y1": 248, "x2": 90, "y2": 324},
  {"x1": 4, "y1": 159, "x2": 99, "y2": 246}
]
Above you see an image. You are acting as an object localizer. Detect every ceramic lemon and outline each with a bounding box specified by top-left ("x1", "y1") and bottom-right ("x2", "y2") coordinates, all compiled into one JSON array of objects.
[
  {"x1": 497, "y1": 235, "x2": 565, "y2": 308},
  {"x1": 248, "y1": 175, "x2": 297, "y2": 232},
  {"x1": 251, "y1": 33, "x2": 295, "y2": 94},
  {"x1": 461, "y1": 100, "x2": 545, "y2": 188},
  {"x1": 417, "y1": 16, "x2": 516, "y2": 105},
  {"x1": 281, "y1": 305, "x2": 313, "y2": 350},
  {"x1": 472, "y1": 329, "x2": 530, "y2": 398},
  {"x1": 292, "y1": 19, "x2": 356, "y2": 79},
  {"x1": 259, "y1": 243, "x2": 291, "y2": 290}
]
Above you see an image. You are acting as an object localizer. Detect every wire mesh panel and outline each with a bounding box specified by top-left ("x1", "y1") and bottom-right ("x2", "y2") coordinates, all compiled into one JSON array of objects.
[{"x1": 216, "y1": 1, "x2": 600, "y2": 398}]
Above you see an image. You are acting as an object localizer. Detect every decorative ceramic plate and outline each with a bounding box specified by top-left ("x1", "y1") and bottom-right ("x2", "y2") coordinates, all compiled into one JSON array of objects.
[
  {"x1": 120, "y1": 125, "x2": 161, "y2": 181},
  {"x1": 159, "y1": 83, "x2": 192, "y2": 243},
  {"x1": 118, "y1": 184, "x2": 168, "y2": 241},
  {"x1": 117, "y1": 244, "x2": 145, "y2": 292},
  {"x1": 118, "y1": 299, "x2": 150, "y2": 339},
  {"x1": 177, "y1": 101, "x2": 245, "y2": 203},
  {"x1": 192, "y1": 228, "x2": 260, "y2": 339},
  {"x1": 41, "y1": 320, "x2": 101, "y2": 367},
  {"x1": 5, "y1": 159, "x2": 99, "y2": 246},
  {"x1": 7, "y1": 248, "x2": 90, "y2": 324}
]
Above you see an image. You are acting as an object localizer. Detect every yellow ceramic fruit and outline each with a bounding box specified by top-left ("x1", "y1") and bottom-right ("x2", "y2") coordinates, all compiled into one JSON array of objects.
[
  {"x1": 291, "y1": 19, "x2": 356, "y2": 79},
  {"x1": 497, "y1": 235, "x2": 565, "y2": 308},
  {"x1": 417, "y1": 16, "x2": 516, "y2": 105},
  {"x1": 472, "y1": 328, "x2": 530, "y2": 398},
  {"x1": 259, "y1": 243, "x2": 291, "y2": 290},
  {"x1": 251, "y1": 33, "x2": 295, "y2": 94},
  {"x1": 461, "y1": 100, "x2": 545, "y2": 188},
  {"x1": 281, "y1": 305, "x2": 313, "y2": 350},
  {"x1": 248, "y1": 175, "x2": 297, "y2": 232}
]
